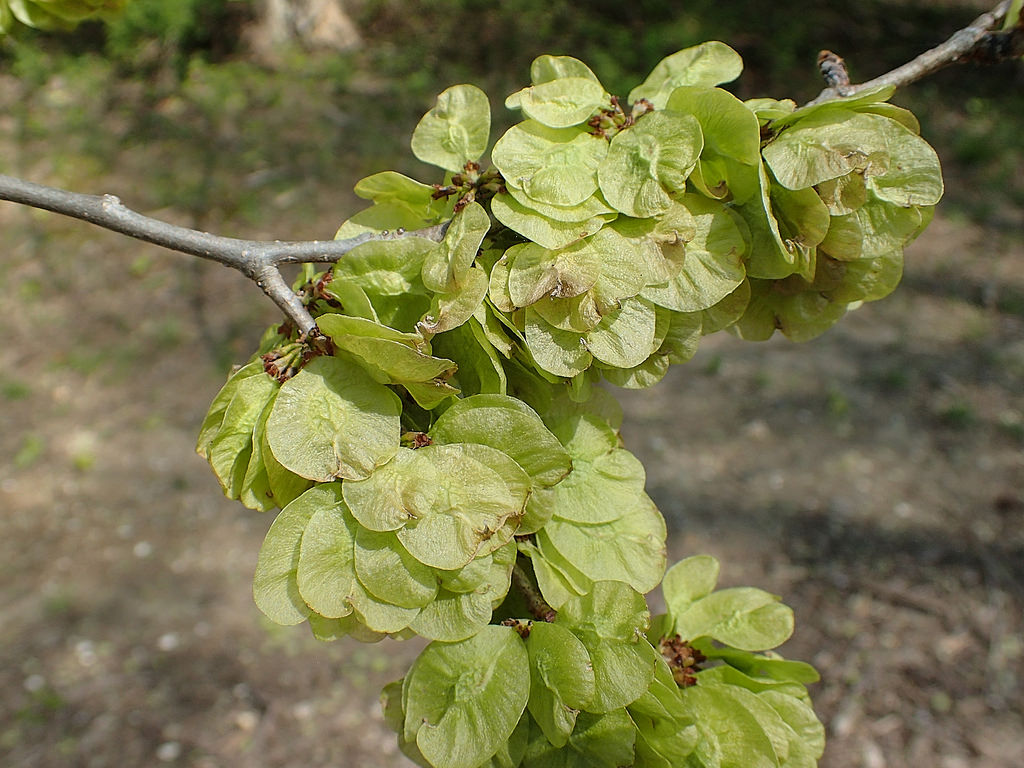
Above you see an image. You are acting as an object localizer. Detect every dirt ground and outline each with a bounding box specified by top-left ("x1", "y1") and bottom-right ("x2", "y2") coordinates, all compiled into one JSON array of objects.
[{"x1": 2, "y1": 61, "x2": 1024, "y2": 768}]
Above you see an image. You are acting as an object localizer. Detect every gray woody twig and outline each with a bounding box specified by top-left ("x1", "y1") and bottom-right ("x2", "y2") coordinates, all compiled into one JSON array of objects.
[
  {"x1": 807, "y1": 1, "x2": 1019, "y2": 106},
  {"x1": 0, "y1": 173, "x2": 448, "y2": 335}
]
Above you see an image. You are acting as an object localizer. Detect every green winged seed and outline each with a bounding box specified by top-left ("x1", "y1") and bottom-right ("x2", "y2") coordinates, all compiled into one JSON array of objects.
[
  {"x1": 852, "y1": 201, "x2": 925, "y2": 259},
  {"x1": 322, "y1": 278, "x2": 379, "y2": 322},
  {"x1": 487, "y1": 251, "x2": 516, "y2": 313},
  {"x1": 419, "y1": 266, "x2": 490, "y2": 337},
  {"x1": 437, "y1": 550, "x2": 494, "y2": 595},
  {"x1": 328, "y1": 333, "x2": 457, "y2": 388},
  {"x1": 658, "y1": 309, "x2": 702, "y2": 362},
  {"x1": 599, "y1": 111, "x2": 703, "y2": 218},
  {"x1": 490, "y1": 193, "x2": 611, "y2": 251},
  {"x1": 428, "y1": 393, "x2": 572, "y2": 488},
  {"x1": 640, "y1": 194, "x2": 746, "y2": 312},
  {"x1": 253, "y1": 484, "x2": 343, "y2": 626},
  {"x1": 411, "y1": 83, "x2": 491, "y2": 172},
  {"x1": 505, "y1": 51, "x2": 602, "y2": 109},
  {"x1": 533, "y1": 291, "x2": 603, "y2": 334},
  {"x1": 526, "y1": 621, "x2": 597, "y2": 747},
  {"x1": 827, "y1": 250, "x2": 904, "y2": 304},
  {"x1": 564, "y1": 632, "x2": 659, "y2": 714},
  {"x1": 764, "y1": 109, "x2": 887, "y2": 190},
  {"x1": 296, "y1": 500, "x2": 360, "y2": 618},
  {"x1": 407, "y1": 587, "x2": 494, "y2": 642},
  {"x1": 343, "y1": 447, "x2": 440, "y2": 532},
  {"x1": 816, "y1": 172, "x2": 869, "y2": 216},
  {"x1": 334, "y1": 200, "x2": 442, "y2": 240},
  {"x1": 348, "y1": 577, "x2": 421, "y2": 634},
  {"x1": 584, "y1": 298, "x2": 658, "y2": 370},
  {"x1": 428, "y1": 319, "x2": 507, "y2": 397},
  {"x1": 440, "y1": 539, "x2": 516, "y2": 595},
  {"x1": 671, "y1": 586, "x2": 795, "y2": 651},
  {"x1": 557, "y1": 581, "x2": 659, "y2": 716},
  {"x1": 534, "y1": 533, "x2": 597, "y2": 594},
  {"x1": 505, "y1": 184, "x2": 615, "y2": 223},
  {"x1": 682, "y1": 683, "x2": 786, "y2": 768},
  {"x1": 771, "y1": 183, "x2": 831, "y2": 251},
  {"x1": 540, "y1": 391, "x2": 621, "y2": 461},
  {"x1": 530, "y1": 54, "x2": 604, "y2": 87},
  {"x1": 396, "y1": 444, "x2": 526, "y2": 570},
  {"x1": 696, "y1": 665, "x2": 807, "y2": 702},
  {"x1": 315, "y1": 315, "x2": 458, "y2": 403},
  {"x1": 266, "y1": 356, "x2": 402, "y2": 482},
  {"x1": 610, "y1": 202, "x2": 696, "y2": 284},
  {"x1": 196, "y1": 359, "x2": 264, "y2": 457},
  {"x1": 422, "y1": 201, "x2": 490, "y2": 293},
  {"x1": 864, "y1": 117, "x2": 943, "y2": 206},
  {"x1": 528, "y1": 447, "x2": 645, "y2": 526},
  {"x1": 584, "y1": 228, "x2": 653, "y2": 312},
  {"x1": 354, "y1": 170, "x2": 440, "y2": 210},
  {"x1": 663, "y1": 555, "x2": 721, "y2": 615},
  {"x1": 206, "y1": 366, "x2": 278, "y2": 499},
  {"x1": 492, "y1": 121, "x2": 608, "y2": 207},
  {"x1": 513, "y1": 76, "x2": 608, "y2": 129},
  {"x1": 237, "y1": 399, "x2": 274, "y2": 514},
  {"x1": 733, "y1": 278, "x2": 849, "y2": 343},
  {"x1": 524, "y1": 708, "x2": 638, "y2": 768},
  {"x1": 479, "y1": 713, "x2": 530, "y2": 768},
  {"x1": 759, "y1": 690, "x2": 826, "y2": 761},
  {"x1": 507, "y1": 240, "x2": 602, "y2": 308},
  {"x1": 664, "y1": 86, "x2": 762, "y2": 165},
  {"x1": 745, "y1": 97, "x2": 797, "y2": 122},
  {"x1": 542, "y1": 494, "x2": 667, "y2": 595},
  {"x1": 558, "y1": 580, "x2": 650, "y2": 642},
  {"x1": 404, "y1": 625, "x2": 530, "y2": 768},
  {"x1": 855, "y1": 101, "x2": 921, "y2": 134},
  {"x1": 722, "y1": 684, "x2": 795, "y2": 764},
  {"x1": 697, "y1": 643, "x2": 821, "y2": 685},
  {"x1": 735, "y1": 161, "x2": 798, "y2": 280},
  {"x1": 765, "y1": 109, "x2": 940, "y2": 205},
  {"x1": 331, "y1": 235, "x2": 437, "y2": 297},
  {"x1": 769, "y1": 83, "x2": 897, "y2": 130},
  {"x1": 524, "y1": 540, "x2": 592, "y2": 610},
  {"x1": 699, "y1": 279, "x2": 751, "y2": 335},
  {"x1": 524, "y1": 309, "x2": 593, "y2": 378},
  {"x1": 308, "y1": 612, "x2": 387, "y2": 643},
  {"x1": 380, "y1": 680, "x2": 430, "y2": 766},
  {"x1": 353, "y1": 527, "x2": 439, "y2": 609},
  {"x1": 599, "y1": 354, "x2": 672, "y2": 390},
  {"x1": 629, "y1": 658, "x2": 700, "y2": 768},
  {"x1": 628, "y1": 41, "x2": 744, "y2": 109},
  {"x1": 316, "y1": 309, "x2": 423, "y2": 346},
  {"x1": 258, "y1": 397, "x2": 313, "y2": 509}
]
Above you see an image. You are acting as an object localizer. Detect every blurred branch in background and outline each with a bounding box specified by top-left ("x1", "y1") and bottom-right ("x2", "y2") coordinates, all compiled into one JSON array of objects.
[{"x1": 807, "y1": 1, "x2": 1023, "y2": 105}]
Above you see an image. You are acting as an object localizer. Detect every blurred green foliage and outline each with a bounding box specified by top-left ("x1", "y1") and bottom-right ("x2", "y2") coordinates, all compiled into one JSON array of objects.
[{"x1": 103, "y1": 0, "x2": 249, "y2": 74}]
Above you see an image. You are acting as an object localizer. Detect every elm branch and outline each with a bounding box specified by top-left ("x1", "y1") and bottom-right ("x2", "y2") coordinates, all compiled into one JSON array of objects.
[
  {"x1": 807, "y1": 1, "x2": 1021, "y2": 106},
  {"x1": 0, "y1": 173, "x2": 447, "y2": 335}
]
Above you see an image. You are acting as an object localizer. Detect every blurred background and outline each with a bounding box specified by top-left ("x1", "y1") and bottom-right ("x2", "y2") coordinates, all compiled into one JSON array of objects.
[{"x1": 1, "y1": 1, "x2": 1022, "y2": 766}]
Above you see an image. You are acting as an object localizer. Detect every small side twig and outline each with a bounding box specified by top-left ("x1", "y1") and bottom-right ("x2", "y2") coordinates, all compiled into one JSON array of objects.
[
  {"x1": 817, "y1": 50, "x2": 851, "y2": 89},
  {"x1": 806, "y1": 1, "x2": 1019, "y2": 106},
  {"x1": 511, "y1": 563, "x2": 556, "y2": 623},
  {"x1": 0, "y1": 173, "x2": 449, "y2": 335}
]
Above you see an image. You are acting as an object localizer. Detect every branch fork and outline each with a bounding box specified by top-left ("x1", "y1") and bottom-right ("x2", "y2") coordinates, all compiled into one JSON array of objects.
[{"x1": 0, "y1": 174, "x2": 448, "y2": 335}]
